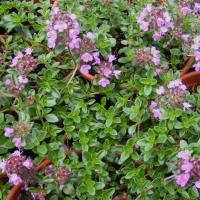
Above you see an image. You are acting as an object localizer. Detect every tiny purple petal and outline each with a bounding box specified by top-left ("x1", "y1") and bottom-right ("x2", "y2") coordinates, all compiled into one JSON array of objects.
[
  {"x1": 4, "y1": 79, "x2": 12, "y2": 86},
  {"x1": 108, "y1": 54, "x2": 116, "y2": 63},
  {"x1": 98, "y1": 78, "x2": 110, "y2": 87},
  {"x1": 156, "y1": 86, "x2": 165, "y2": 96},
  {"x1": 81, "y1": 53, "x2": 93, "y2": 63},
  {"x1": 177, "y1": 150, "x2": 190, "y2": 160},
  {"x1": 150, "y1": 101, "x2": 158, "y2": 110},
  {"x1": 195, "y1": 181, "x2": 200, "y2": 189},
  {"x1": 80, "y1": 65, "x2": 91, "y2": 74},
  {"x1": 9, "y1": 174, "x2": 23, "y2": 186},
  {"x1": 12, "y1": 137, "x2": 26, "y2": 147},
  {"x1": 25, "y1": 47, "x2": 33, "y2": 55},
  {"x1": 86, "y1": 32, "x2": 94, "y2": 40},
  {"x1": 181, "y1": 161, "x2": 193, "y2": 172},
  {"x1": 4, "y1": 127, "x2": 14, "y2": 137},
  {"x1": 12, "y1": 150, "x2": 21, "y2": 156},
  {"x1": 175, "y1": 173, "x2": 190, "y2": 187},
  {"x1": 183, "y1": 102, "x2": 192, "y2": 111},
  {"x1": 152, "y1": 109, "x2": 161, "y2": 119},
  {"x1": 113, "y1": 70, "x2": 121, "y2": 79},
  {"x1": 23, "y1": 159, "x2": 33, "y2": 169}
]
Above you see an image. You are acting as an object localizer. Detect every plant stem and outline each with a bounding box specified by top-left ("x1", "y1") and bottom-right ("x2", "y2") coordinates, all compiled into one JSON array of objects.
[
  {"x1": 65, "y1": 46, "x2": 79, "y2": 85},
  {"x1": 0, "y1": 92, "x2": 15, "y2": 98}
]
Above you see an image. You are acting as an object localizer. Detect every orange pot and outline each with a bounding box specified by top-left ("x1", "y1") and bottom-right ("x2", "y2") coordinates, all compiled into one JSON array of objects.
[
  {"x1": 79, "y1": 70, "x2": 95, "y2": 81},
  {"x1": 181, "y1": 71, "x2": 200, "y2": 90},
  {"x1": 180, "y1": 56, "x2": 194, "y2": 77},
  {"x1": 180, "y1": 57, "x2": 200, "y2": 90}
]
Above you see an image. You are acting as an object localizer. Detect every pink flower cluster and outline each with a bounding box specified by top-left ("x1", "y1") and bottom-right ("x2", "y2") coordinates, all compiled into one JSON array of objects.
[
  {"x1": 44, "y1": 164, "x2": 70, "y2": 187},
  {"x1": 175, "y1": 150, "x2": 200, "y2": 189},
  {"x1": 10, "y1": 48, "x2": 37, "y2": 74},
  {"x1": 80, "y1": 53, "x2": 121, "y2": 87},
  {"x1": 137, "y1": 4, "x2": 174, "y2": 41},
  {"x1": 134, "y1": 46, "x2": 167, "y2": 76},
  {"x1": 4, "y1": 76, "x2": 28, "y2": 96},
  {"x1": 46, "y1": 7, "x2": 121, "y2": 87},
  {"x1": 0, "y1": 151, "x2": 33, "y2": 186},
  {"x1": 150, "y1": 79, "x2": 192, "y2": 119},
  {"x1": 46, "y1": 7, "x2": 80, "y2": 49},
  {"x1": 55, "y1": 166, "x2": 70, "y2": 186},
  {"x1": 4, "y1": 47, "x2": 36, "y2": 96},
  {"x1": 192, "y1": 36, "x2": 200, "y2": 71},
  {"x1": 178, "y1": 0, "x2": 200, "y2": 16},
  {"x1": 4, "y1": 122, "x2": 31, "y2": 147}
]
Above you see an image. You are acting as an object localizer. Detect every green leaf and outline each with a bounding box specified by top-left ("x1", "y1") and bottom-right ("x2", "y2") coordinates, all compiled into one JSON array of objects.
[
  {"x1": 45, "y1": 114, "x2": 59, "y2": 123},
  {"x1": 144, "y1": 85, "x2": 152, "y2": 96},
  {"x1": 63, "y1": 183, "x2": 75, "y2": 195},
  {"x1": 37, "y1": 145, "x2": 47, "y2": 155}
]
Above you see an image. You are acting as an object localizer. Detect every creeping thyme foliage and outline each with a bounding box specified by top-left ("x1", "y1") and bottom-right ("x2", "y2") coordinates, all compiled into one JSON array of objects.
[{"x1": 0, "y1": 0, "x2": 200, "y2": 199}]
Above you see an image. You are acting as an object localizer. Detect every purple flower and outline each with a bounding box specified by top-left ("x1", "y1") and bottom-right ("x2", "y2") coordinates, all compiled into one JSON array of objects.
[
  {"x1": 195, "y1": 181, "x2": 200, "y2": 189},
  {"x1": 23, "y1": 159, "x2": 33, "y2": 169},
  {"x1": 12, "y1": 137, "x2": 26, "y2": 148},
  {"x1": 193, "y1": 62, "x2": 200, "y2": 71},
  {"x1": 167, "y1": 79, "x2": 182, "y2": 89},
  {"x1": 18, "y1": 76, "x2": 28, "y2": 84},
  {"x1": 152, "y1": 109, "x2": 161, "y2": 119},
  {"x1": 25, "y1": 47, "x2": 33, "y2": 55},
  {"x1": 113, "y1": 70, "x2": 121, "y2": 79},
  {"x1": 47, "y1": 30, "x2": 57, "y2": 48},
  {"x1": 175, "y1": 173, "x2": 190, "y2": 187},
  {"x1": 177, "y1": 150, "x2": 190, "y2": 160},
  {"x1": 69, "y1": 28, "x2": 80, "y2": 39},
  {"x1": 4, "y1": 79, "x2": 11, "y2": 86},
  {"x1": 4, "y1": 127, "x2": 14, "y2": 137},
  {"x1": 181, "y1": 7, "x2": 191, "y2": 15},
  {"x1": 54, "y1": 21, "x2": 67, "y2": 32},
  {"x1": 194, "y1": 51, "x2": 200, "y2": 61},
  {"x1": 101, "y1": 67, "x2": 112, "y2": 77},
  {"x1": 140, "y1": 21, "x2": 149, "y2": 32},
  {"x1": 69, "y1": 38, "x2": 81, "y2": 49},
  {"x1": 181, "y1": 161, "x2": 193, "y2": 172},
  {"x1": 150, "y1": 101, "x2": 158, "y2": 110},
  {"x1": 16, "y1": 51, "x2": 23, "y2": 59},
  {"x1": 86, "y1": 32, "x2": 94, "y2": 40},
  {"x1": 153, "y1": 32, "x2": 161, "y2": 41},
  {"x1": 93, "y1": 52, "x2": 101, "y2": 65},
  {"x1": 80, "y1": 65, "x2": 91, "y2": 74},
  {"x1": 10, "y1": 57, "x2": 19, "y2": 67},
  {"x1": 151, "y1": 47, "x2": 160, "y2": 57},
  {"x1": 181, "y1": 34, "x2": 190, "y2": 43},
  {"x1": 152, "y1": 57, "x2": 160, "y2": 65},
  {"x1": 157, "y1": 18, "x2": 164, "y2": 27},
  {"x1": 183, "y1": 102, "x2": 192, "y2": 111},
  {"x1": 156, "y1": 86, "x2": 165, "y2": 96},
  {"x1": 81, "y1": 53, "x2": 93, "y2": 62},
  {"x1": 108, "y1": 54, "x2": 116, "y2": 63},
  {"x1": 98, "y1": 78, "x2": 110, "y2": 87},
  {"x1": 9, "y1": 174, "x2": 23, "y2": 186},
  {"x1": 12, "y1": 150, "x2": 21, "y2": 156}
]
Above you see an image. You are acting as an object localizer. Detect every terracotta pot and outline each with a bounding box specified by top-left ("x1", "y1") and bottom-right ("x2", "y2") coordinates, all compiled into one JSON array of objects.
[
  {"x1": 179, "y1": 57, "x2": 200, "y2": 90},
  {"x1": 6, "y1": 159, "x2": 52, "y2": 200},
  {"x1": 181, "y1": 71, "x2": 200, "y2": 90},
  {"x1": 79, "y1": 70, "x2": 95, "y2": 81},
  {"x1": 180, "y1": 56, "x2": 194, "y2": 77}
]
